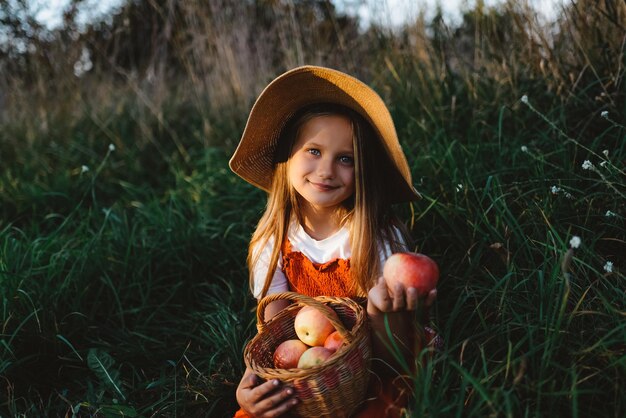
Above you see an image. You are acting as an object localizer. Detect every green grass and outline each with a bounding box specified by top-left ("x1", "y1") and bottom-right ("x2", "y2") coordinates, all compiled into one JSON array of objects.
[
  {"x1": 1, "y1": 145, "x2": 266, "y2": 416},
  {"x1": 1, "y1": 3, "x2": 625, "y2": 416},
  {"x1": 2, "y1": 84, "x2": 623, "y2": 417}
]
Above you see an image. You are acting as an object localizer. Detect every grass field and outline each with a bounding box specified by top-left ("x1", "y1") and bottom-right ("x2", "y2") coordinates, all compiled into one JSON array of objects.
[{"x1": 1, "y1": 1, "x2": 624, "y2": 417}]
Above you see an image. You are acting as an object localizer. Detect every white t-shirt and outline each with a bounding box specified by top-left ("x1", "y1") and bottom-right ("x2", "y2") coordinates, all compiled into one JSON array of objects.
[{"x1": 251, "y1": 222, "x2": 407, "y2": 299}]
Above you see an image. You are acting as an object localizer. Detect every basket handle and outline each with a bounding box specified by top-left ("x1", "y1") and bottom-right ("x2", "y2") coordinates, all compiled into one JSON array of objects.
[{"x1": 256, "y1": 291, "x2": 354, "y2": 343}]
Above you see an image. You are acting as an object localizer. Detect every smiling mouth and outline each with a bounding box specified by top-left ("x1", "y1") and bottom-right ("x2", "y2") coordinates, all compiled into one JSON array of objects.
[{"x1": 309, "y1": 181, "x2": 338, "y2": 191}]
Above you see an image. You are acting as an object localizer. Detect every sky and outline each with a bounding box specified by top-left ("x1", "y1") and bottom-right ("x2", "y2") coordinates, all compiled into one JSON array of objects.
[
  {"x1": 348, "y1": 0, "x2": 564, "y2": 27},
  {"x1": 33, "y1": 0, "x2": 125, "y2": 28},
  {"x1": 34, "y1": 0, "x2": 564, "y2": 29}
]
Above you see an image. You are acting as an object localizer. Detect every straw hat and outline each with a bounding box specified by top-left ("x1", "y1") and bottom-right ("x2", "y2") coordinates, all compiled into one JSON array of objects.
[{"x1": 229, "y1": 65, "x2": 420, "y2": 203}]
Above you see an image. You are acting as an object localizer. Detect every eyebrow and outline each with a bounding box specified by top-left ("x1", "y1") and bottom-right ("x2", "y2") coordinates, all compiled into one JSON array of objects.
[{"x1": 304, "y1": 141, "x2": 354, "y2": 154}]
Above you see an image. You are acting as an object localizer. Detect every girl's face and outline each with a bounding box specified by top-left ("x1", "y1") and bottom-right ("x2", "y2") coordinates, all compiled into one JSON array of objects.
[{"x1": 288, "y1": 114, "x2": 355, "y2": 214}]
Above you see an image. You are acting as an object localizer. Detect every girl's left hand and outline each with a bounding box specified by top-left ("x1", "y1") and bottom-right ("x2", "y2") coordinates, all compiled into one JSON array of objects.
[{"x1": 367, "y1": 276, "x2": 437, "y2": 315}]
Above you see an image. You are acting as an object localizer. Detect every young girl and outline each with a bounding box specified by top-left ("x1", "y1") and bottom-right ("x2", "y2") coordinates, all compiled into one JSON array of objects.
[{"x1": 230, "y1": 66, "x2": 437, "y2": 417}]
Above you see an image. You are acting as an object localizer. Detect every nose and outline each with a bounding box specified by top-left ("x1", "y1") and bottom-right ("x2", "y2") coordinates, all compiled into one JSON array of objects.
[{"x1": 316, "y1": 156, "x2": 335, "y2": 179}]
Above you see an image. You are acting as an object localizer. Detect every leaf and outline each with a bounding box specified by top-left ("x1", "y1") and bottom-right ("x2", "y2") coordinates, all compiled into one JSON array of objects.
[
  {"x1": 57, "y1": 334, "x2": 84, "y2": 361},
  {"x1": 98, "y1": 404, "x2": 139, "y2": 418},
  {"x1": 77, "y1": 402, "x2": 141, "y2": 418},
  {"x1": 87, "y1": 348, "x2": 126, "y2": 400}
]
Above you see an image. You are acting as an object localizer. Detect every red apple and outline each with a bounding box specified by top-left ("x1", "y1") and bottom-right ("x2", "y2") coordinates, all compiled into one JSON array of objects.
[
  {"x1": 297, "y1": 346, "x2": 334, "y2": 369},
  {"x1": 383, "y1": 252, "x2": 439, "y2": 297},
  {"x1": 273, "y1": 339, "x2": 309, "y2": 369},
  {"x1": 294, "y1": 306, "x2": 337, "y2": 347},
  {"x1": 323, "y1": 330, "x2": 345, "y2": 353}
]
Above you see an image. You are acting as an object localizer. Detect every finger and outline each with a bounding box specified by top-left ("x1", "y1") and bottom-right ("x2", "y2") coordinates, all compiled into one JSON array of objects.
[
  {"x1": 405, "y1": 287, "x2": 419, "y2": 311},
  {"x1": 256, "y1": 386, "x2": 298, "y2": 416},
  {"x1": 269, "y1": 395, "x2": 299, "y2": 417},
  {"x1": 247, "y1": 373, "x2": 260, "y2": 388},
  {"x1": 374, "y1": 276, "x2": 386, "y2": 290},
  {"x1": 368, "y1": 277, "x2": 393, "y2": 313},
  {"x1": 249, "y1": 379, "x2": 283, "y2": 404},
  {"x1": 425, "y1": 288, "x2": 437, "y2": 309},
  {"x1": 240, "y1": 371, "x2": 260, "y2": 390},
  {"x1": 391, "y1": 283, "x2": 406, "y2": 311}
]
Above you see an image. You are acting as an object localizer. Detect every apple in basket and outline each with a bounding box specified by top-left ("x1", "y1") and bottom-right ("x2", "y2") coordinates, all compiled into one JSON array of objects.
[
  {"x1": 273, "y1": 339, "x2": 309, "y2": 369},
  {"x1": 297, "y1": 346, "x2": 334, "y2": 369},
  {"x1": 323, "y1": 330, "x2": 345, "y2": 353},
  {"x1": 294, "y1": 306, "x2": 337, "y2": 347},
  {"x1": 383, "y1": 252, "x2": 439, "y2": 297}
]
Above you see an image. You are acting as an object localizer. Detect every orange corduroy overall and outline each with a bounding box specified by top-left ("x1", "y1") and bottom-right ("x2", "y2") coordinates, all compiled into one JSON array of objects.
[{"x1": 234, "y1": 239, "x2": 413, "y2": 418}]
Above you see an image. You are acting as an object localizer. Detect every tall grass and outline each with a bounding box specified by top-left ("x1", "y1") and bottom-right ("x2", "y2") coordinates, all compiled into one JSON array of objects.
[
  {"x1": 1, "y1": 145, "x2": 264, "y2": 415},
  {"x1": 1, "y1": 0, "x2": 624, "y2": 417}
]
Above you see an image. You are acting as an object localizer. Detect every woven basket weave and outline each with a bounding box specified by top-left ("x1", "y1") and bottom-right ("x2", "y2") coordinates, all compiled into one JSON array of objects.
[{"x1": 244, "y1": 292, "x2": 371, "y2": 418}]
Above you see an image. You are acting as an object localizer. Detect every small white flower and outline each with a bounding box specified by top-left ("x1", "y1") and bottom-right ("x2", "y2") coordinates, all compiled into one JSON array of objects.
[
  {"x1": 564, "y1": 192, "x2": 573, "y2": 199},
  {"x1": 569, "y1": 236, "x2": 581, "y2": 249},
  {"x1": 108, "y1": 143, "x2": 116, "y2": 152},
  {"x1": 603, "y1": 261, "x2": 613, "y2": 273},
  {"x1": 605, "y1": 210, "x2": 617, "y2": 217},
  {"x1": 456, "y1": 183, "x2": 463, "y2": 192},
  {"x1": 602, "y1": 149, "x2": 609, "y2": 157},
  {"x1": 81, "y1": 165, "x2": 89, "y2": 173},
  {"x1": 520, "y1": 95, "x2": 529, "y2": 104},
  {"x1": 521, "y1": 145, "x2": 528, "y2": 153},
  {"x1": 601, "y1": 111, "x2": 608, "y2": 119},
  {"x1": 600, "y1": 161, "x2": 607, "y2": 168},
  {"x1": 551, "y1": 185, "x2": 562, "y2": 194},
  {"x1": 582, "y1": 160, "x2": 593, "y2": 170}
]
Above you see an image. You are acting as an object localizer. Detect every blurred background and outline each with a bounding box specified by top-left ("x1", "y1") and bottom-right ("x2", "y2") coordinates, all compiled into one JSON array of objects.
[
  {"x1": 3, "y1": 0, "x2": 620, "y2": 159},
  {"x1": 1, "y1": 0, "x2": 624, "y2": 417}
]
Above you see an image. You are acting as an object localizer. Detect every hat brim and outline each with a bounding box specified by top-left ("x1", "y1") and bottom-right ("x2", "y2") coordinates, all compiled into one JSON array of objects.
[{"x1": 229, "y1": 65, "x2": 420, "y2": 203}]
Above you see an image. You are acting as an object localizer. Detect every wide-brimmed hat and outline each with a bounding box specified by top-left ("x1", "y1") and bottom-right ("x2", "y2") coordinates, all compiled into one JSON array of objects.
[{"x1": 229, "y1": 65, "x2": 420, "y2": 203}]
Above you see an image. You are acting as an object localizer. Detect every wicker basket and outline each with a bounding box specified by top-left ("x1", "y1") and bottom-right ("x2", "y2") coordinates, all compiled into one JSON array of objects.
[{"x1": 244, "y1": 292, "x2": 371, "y2": 418}]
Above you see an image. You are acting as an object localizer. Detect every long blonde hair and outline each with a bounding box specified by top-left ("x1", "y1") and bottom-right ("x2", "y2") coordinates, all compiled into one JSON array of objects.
[{"x1": 248, "y1": 103, "x2": 411, "y2": 298}]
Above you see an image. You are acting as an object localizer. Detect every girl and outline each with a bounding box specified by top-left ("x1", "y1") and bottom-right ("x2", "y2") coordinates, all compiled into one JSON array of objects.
[{"x1": 230, "y1": 66, "x2": 437, "y2": 417}]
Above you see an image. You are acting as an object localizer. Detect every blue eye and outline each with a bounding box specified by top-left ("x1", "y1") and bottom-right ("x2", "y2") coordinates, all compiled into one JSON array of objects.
[
  {"x1": 307, "y1": 149, "x2": 321, "y2": 156},
  {"x1": 339, "y1": 156, "x2": 354, "y2": 165}
]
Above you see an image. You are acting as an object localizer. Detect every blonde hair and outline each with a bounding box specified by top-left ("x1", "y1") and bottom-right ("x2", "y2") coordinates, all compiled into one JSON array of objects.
[{"x1": 248, "y1": 103, "x2": 411, "y2": 298}]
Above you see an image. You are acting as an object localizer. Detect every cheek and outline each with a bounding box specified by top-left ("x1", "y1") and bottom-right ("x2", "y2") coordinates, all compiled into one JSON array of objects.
[
  {"x1": 341, "y1": 168, "x2": 355, "y2": 188},
  {"x1": 345, "y1": 166, "x2": 355, "y2": 181},
  {"x1": 288, "y1": 155, "x2": 307, "y2": 179},
  {"x1": 287, "y1": 154, "x2": 300, "y2": 171},
  {"x1": 297, "y1": 156, "x2": 317, "y2": 173}
]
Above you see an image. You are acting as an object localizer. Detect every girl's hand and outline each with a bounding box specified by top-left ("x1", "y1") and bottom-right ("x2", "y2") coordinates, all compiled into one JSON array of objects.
[
  {"x1": 236, "y1": 367, "x2": 298, "y2": 417},
  {"x1": 366, "y1": 277, "x2": 437, "y2": 377},
  {"x1": 367, "y1": 276, "x2": 437, "y2": 316}
]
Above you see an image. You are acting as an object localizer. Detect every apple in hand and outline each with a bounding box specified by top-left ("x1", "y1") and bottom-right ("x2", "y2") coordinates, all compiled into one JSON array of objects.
[
  {"x1": 323, "y1": 330, "x2": 345, "y2": 353},
  {"x1": 297, "y1": 346, "x2": 334, "y2": 369},
  {"x1": 294, "y1": 306, "x2": 337, "y2": 346},
  {"x1": 383, "y1": 252, "x2": 439, "y2": 297},
  {"x1": 273, "y1": 339, "x2": 309, "y2": 369}
]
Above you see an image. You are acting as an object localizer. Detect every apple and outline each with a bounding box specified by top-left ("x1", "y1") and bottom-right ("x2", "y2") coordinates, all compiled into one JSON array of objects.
[
  {"x1": 294, "y1": 306, "x2": 337, "y2": 346},
  {"x1": 297, "y1": 346, "x2": 334, "y2": 369},
  {"x1": 273, "y1": 339, "x2": 309, "y2": 369},
  {"x1": 383, "y1": 252, "x2": 439, "y2": 297},
  {"x1": 323, "y1": 330, "x2": 345, "y2": 353}
]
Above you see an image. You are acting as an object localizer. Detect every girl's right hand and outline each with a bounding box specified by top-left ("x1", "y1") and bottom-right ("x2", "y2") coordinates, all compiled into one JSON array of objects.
[
  {"x1": 236, "y1": 367, "x2": 299, "y2": 417},
  {"x1": 367, "y1": 276, "x2": 437, "y2": 316}
]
